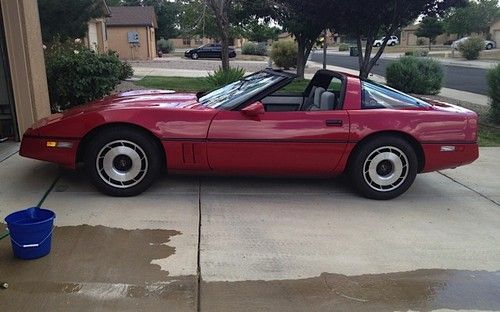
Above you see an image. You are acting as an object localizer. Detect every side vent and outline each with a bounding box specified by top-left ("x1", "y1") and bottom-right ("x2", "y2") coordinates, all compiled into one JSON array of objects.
[{"x1": 182, "y1": 143, "x2": 203, "y2": 164}]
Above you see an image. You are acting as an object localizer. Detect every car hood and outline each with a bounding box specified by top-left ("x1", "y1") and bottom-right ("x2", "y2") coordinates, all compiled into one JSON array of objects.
[{"x1": 31, "y1": 90, "x2": 208, "y2": 129}]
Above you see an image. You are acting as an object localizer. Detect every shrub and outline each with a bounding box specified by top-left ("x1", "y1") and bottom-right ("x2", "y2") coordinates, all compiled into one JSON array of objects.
[
  {"x1": 205, "y1": 67, "x2": 246, "y2": 90},
  {"x1": 45, "y1": 39, "x2": 133, "y2": 111},
  {"x1": 416, "y1": 38, "x2": 426, "y2": 46},
  {"x1": 487, "y1": 63, "x2": 500, "y2": 124},
  {"x1": 338, "y1": 43, "x2": 349, "y2": 52},
  {"x1": 270, "y1": 40, "x2": 297, "y2": 70},
  {"x1": 458, "y1": 37, "x2": 484, "y2": 60},
  {"x1": 386, "y1": 56, "x2": 443, "y2": 95},
  {"x1": 157, "y1": 38, "x2": 174, "y2": 54},
  {"x1": 242, "y1": 42, "x2": 268, "y2": 56}
]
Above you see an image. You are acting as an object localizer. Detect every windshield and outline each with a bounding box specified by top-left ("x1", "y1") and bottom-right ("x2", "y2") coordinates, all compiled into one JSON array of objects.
[
  {"x1": 199, "y1": 72, "x2": 286, "y2": 109},
  {"x1": 361, "y1": 80, "x2": 430, "y2": 109}
]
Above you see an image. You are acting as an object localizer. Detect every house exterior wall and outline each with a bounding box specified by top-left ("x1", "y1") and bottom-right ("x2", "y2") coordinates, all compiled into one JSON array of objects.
[
  {"x1": 490, "y1": 20, "x2": 500, "y2": 43},
  {"x1": 107, "y1": 26, "x2": 155, "y2": 60},
  {"x1": 0, "y1": 0, "x2": 50, "y2": 139},
  {"x1": 85, "y1": 18, "x2": 109, "y2": 54}
]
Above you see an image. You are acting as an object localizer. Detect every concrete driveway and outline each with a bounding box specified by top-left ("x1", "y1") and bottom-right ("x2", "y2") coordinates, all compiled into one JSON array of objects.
[{"x1": 0, "y1": 147, "x2": 499, "y2": 311}]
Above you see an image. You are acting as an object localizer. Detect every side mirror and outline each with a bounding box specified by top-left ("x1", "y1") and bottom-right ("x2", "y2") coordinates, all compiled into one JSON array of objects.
[{"x1": 241, "y1": 102, "x2": 265, "y2": 117}]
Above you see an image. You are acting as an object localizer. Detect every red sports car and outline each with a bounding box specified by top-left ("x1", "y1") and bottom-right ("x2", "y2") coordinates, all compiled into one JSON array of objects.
[{"x1": 20, "y1": 69, "x2": 479, "y2": 199}]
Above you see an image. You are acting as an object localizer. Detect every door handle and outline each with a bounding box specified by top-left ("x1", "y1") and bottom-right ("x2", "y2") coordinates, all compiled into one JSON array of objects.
[{"x1": 325, "y1": 119, "x2": 343, "y2": 127}]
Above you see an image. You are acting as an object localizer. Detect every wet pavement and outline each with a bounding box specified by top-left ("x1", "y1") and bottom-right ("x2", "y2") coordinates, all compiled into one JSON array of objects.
[{"x1": 0, "y1": 148, "x2": 499, "y2": 311}]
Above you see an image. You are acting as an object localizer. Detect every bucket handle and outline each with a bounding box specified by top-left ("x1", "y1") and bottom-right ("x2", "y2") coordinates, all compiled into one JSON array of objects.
[{"x1": 7, "y1": 227, "x2": 54, "y2": 248}]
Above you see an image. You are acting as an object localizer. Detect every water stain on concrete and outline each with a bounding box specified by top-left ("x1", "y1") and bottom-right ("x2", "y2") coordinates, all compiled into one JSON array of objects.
[
  {"x1": 0, "y1": 224, "x2": 196, "y2": 311},
  {"x1": 201, "y1": 270, "x2": 500, "y2": 312}
]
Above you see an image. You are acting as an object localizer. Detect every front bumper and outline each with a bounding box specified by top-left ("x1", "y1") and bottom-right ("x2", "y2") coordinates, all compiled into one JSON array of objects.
[{"x1": 20, "y1": 135, "x2": 80, "y2": 169}]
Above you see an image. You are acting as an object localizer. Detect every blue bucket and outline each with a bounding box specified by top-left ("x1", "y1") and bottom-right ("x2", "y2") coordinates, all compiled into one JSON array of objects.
[{"x1": 4, "y1": 207, "x2": 56, "y2": 260}]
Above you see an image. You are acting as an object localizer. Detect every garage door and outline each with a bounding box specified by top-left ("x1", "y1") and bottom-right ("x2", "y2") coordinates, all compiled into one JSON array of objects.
[
  {"x1": 88, "y1": 22, "x2": 98, "y2": 52},
  {"x1": 494, "y1": 31, "x2": 500, "y2": 46}
]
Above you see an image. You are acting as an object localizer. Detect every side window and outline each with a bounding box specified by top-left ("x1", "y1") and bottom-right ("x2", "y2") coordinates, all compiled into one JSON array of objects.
[
  {"x1": 328, "y1": 77, "x2": 342, "y2": 92},
  {"x1": 361, "y1": 81, "x2": 429, "y2": 109}
]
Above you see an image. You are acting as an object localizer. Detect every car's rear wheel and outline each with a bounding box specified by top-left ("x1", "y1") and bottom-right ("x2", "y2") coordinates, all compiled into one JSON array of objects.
[
  {"x1": 349, "y1": 136, "x2": 417, "y2": 200},
  {"x1": 84, "y1": 127, "x2": 162, "y2": 196},
  {"x1": 486, "y1": 43, "x2": 493, "y2": 50},
  {"x1": 191, "y1": 52, "x2": 199, "y2": 60}
]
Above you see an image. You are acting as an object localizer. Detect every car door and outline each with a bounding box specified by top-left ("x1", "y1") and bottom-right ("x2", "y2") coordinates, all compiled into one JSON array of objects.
[{"x1": 206, "y1": 108, "x2": 350, "y2": 176}]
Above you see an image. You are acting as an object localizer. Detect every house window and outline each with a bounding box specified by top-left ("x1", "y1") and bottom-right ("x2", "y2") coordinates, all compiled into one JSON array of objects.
[{"x1": 183, "y1": 38, "x2": 191, "y2": 46}]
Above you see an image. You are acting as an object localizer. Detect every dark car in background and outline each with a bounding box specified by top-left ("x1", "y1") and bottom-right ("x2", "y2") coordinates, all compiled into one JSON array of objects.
[{"x1": 184, "y1": 43, "x2": 237, "y2": 60}]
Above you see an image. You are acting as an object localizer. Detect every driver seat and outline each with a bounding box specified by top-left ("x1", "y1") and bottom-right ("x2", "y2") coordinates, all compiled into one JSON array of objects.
[{"x1": 303, "y1": 87, "x2": 325, "y2": 111}]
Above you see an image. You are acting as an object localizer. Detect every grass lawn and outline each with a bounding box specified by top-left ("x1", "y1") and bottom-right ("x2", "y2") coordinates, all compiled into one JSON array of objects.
[
  {"x1": 478, "y1": 124, "x2": 500, "y2": 147},
  {"x1": 134, "y1": 76, "x2": 498, "y2": 146}
]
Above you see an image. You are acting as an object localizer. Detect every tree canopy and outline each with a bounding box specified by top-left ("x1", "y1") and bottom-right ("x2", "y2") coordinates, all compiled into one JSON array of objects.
[
  {"x1": 331, "y1": 0, "x2": 466, "y2": 78},
  {"x1": 415, "y1": 16, "x2": 445, "y2": 50},
  {"x1": 38, "y1": 0, "x2": 107, "y2": 42},
  {"x1": 444, "y1": 0, "x2": 499, "y2": 37}
]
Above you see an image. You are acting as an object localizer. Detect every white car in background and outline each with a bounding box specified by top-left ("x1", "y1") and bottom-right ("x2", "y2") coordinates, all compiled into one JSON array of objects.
[
  {"x1": 374, "y1": 36, "x2": 399, "y2": 47},
  {"x1": 452, "y1": 37, "x2": 496, "y2": 50}
]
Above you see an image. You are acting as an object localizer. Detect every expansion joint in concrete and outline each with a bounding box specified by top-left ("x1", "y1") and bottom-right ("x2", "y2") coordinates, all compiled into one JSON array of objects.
[
  {"x1": 438, "y1": 171, "x2": 500, "y2": 207},
  {"x1": 196, "y1": 177, "x2": 202, "y2": 312}
]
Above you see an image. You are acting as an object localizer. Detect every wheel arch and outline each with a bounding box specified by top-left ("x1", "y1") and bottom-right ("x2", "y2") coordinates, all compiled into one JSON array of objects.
[
  {"x1": 346, "y1": 131, "x2": 425, "y2": 173},
  {"x1": 76, "y1": 122, "x2": 166, "y2": 168}
]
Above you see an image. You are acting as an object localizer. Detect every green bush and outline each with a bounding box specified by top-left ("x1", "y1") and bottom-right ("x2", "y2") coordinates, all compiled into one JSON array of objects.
[
  {"x1": 338, "y1": 43, "x2": 349, "y2": 52},
  {"x1": 157, "y1": 38, "x2": 174, "y2": 54},
  {"x1": 270, "y1": 40, "x2": 297, "y2": 70},
  {"x1": 487, "y1": 63, "x2": 500, "y2": 124},
  {"x1": 45, "y1": 39, "x2": 133, "y2": 111},
  {"x1": 386, "y1": 56, "x2": 443, "y2": 95},
  {"x1": 458, "y1": 37, "x2": 484, "y2": 60},
  {"x1": 205, "y1": 67, "x2": 246, "y2": 90},
  {"x1": 242, "y1": 42, "x2": 268, "y2": 56},
  {"x1": 416, "y1": 38, "x2": 426, "y2": 46}
]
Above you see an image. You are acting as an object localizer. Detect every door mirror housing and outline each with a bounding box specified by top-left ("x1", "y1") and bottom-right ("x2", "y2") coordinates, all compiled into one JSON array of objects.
[{"x1": 241, "y1": 102, "x2": 265, "y2": 117}]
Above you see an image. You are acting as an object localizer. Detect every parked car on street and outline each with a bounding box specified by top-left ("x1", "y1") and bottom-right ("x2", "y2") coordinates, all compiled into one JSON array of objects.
[
  {"x1": 184, "y1": 43, "x2": 237, "y2": 59},
  {"x1": 452, "y1": 37, "x2": 496, "y2": 50},
  {"x1": 374, "y1": 36, "x2": 399, "y2": 47},
  {"x1": 20, "y1": 69, "x2": 479, "y2": 200}
]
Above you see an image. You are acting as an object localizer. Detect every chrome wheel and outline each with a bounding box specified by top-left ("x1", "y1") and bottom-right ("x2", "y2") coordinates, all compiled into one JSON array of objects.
[
  {"x1": 363, "y1": 146, "x2": 409, "y2": 192},
  {"x1": 96, "y1": 140, "x2": 148, "y2": 189},
  {"x1": 192, "y1": 53, "x2": 199, "y2": 60}
]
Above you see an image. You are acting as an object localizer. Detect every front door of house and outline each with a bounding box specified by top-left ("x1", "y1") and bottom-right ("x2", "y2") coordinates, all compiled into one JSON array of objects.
[{"x1": 0, "y1": 6, "x2": 17, "y2": 141}]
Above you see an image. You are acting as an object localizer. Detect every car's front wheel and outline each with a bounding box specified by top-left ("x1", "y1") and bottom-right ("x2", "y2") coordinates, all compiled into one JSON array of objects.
[
  {"x1": 349, "y1": 136, "x2": 417, "y2": 200},
  {"x1": 84, "y1": 127, "x2": 162, "y2": 196},
  {"x1": 486, "y1": 43, "x2": 493, "y2": 50},
  {"x1": 191, "y1": 52, "x2": 199, "y2": 60}
]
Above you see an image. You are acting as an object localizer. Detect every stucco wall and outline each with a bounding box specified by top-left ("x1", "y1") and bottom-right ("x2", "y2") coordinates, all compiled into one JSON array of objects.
[
  {"x1": 1, "y1": 0, "x2": 50, "y2": 138},
  {"x1": 107, "y1": 26, "x2": 155, "y2": 60}
]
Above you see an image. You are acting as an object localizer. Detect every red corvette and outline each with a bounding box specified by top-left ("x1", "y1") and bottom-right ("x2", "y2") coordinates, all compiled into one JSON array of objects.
[{"x1": 20, "y1": 69, "x2": 478, "y2": 199}]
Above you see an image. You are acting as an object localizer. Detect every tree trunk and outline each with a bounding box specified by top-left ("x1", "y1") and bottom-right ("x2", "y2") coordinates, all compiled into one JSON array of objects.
[
  {"x1": 322, "y1": 29, "x2": 328, "y2": 70},
  {"x1": 220, "y1": 27, "x2": 230, "y2": 71},
  {"x1": 207, "y1": 0, "x2": 231, "y2": 71},
  {"x1": 297, "y1": 39, "x2": 306, "y2": 79}
]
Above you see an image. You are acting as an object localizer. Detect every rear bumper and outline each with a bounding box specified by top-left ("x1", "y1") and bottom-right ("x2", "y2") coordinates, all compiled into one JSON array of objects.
[
  {"x1": 20, "y1": 135, "x2": 80, "y2": 169},
  {"x1": 421, "y1": 143, "x2": 479, "y2": 172}
]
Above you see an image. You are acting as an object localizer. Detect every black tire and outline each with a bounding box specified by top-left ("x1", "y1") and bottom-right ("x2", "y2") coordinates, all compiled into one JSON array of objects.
[
  {"x1": 84, "y1": 127, "x2": 162, "y2": 197},
  {"x1": 349, "y1": 136, "x2": 418, "y2": 200},
  {"x1": 375, "y1": 43, "x2": 381, "y2": 47},
  {"x1": 486, "y1": 43, "x2": 493, "y2": 50},
  {"x1": 191, "y1": 52, "x2": 199, "y2": 60}
]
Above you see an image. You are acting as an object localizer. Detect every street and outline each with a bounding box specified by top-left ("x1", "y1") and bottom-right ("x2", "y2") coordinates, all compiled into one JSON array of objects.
[{"x1": 310, "y1": 52, "x2": 490, "y2": 95}]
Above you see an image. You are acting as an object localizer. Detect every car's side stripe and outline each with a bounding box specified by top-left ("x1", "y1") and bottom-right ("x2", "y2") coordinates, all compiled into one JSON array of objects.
[{"x1": 162, "y1": 138, "x2": 353, "y2": 144}]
